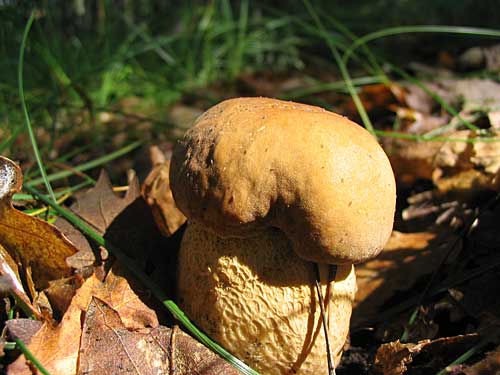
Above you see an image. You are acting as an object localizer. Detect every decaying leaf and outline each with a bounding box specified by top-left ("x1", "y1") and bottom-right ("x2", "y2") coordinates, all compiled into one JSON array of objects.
[
  {"x1": 382, "y1": 77, "x2": 500, "y2": 186},
  {"x1": 374, "y1": 340, "x2": 429, "y2": 375},
  {"x1": 5, "y1": 319, "x2": 43, "y2": 344},
  {"x1": 433, "y1": 130, "x2": 500, "y2": 194},
  {"x1": 0, "y1": 243, "x2": 41, "y2": 319},
  {"x1": 374, "y1": 335, "x2": 480, "y2": 375},
  {"x1": 78, "y1": 298, "x2": 239, "y2": 375},
  {"x1": 142, "y1": 146, "x2": 186, "y2": 237},
  {"x1": 69, "y1": 169, "x2": 140, "y2": 235},
  {"x1": 463, "y1": 345, "x2": 500, "y2": 375},
  {"x1": 8, "y1": 267, "x2": 158, "y2": 375},
  {"x1": 57, "y1": 166, "x2": 178, "y2": 298},
  {"x1": 0, "y1": 156, "x2": 77, "y2": 290}
]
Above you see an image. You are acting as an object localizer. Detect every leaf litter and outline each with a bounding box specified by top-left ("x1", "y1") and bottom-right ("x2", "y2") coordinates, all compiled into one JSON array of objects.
[
  {"x1": 3, "y1": 46, "x2": 500, "y2": 375},
  {"x1": 0, "y1": 154, "x2": 234, "y2": 374}
]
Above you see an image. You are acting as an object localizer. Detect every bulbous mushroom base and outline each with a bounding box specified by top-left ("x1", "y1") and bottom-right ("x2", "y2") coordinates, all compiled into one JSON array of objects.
[{"x1": 177, "y1": 224, "x2": 357, "y2": 375}]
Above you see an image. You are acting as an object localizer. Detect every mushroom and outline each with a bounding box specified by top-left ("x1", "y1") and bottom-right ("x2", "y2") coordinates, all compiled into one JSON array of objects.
[{"x1": 170, "y1": 97, "x2": 396, "y2": 374}]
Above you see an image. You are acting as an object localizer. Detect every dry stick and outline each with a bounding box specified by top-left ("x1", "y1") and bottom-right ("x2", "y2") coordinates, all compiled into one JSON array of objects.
[{"x1": 315, "y1": 263, "x2": 337, "y2": 375}]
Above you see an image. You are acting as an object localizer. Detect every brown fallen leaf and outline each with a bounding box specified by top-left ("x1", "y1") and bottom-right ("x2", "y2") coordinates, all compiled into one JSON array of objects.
[
  {"x1": 142, "y1": 146, "x2": 186, "y2": 237},
  {"x1": 352, "y1": 231, "x2": 440, "y2": 327},
  {"x1": 0, "y1": 243, "x2": 41, "y2": 319},
  {"x1": 463, "y1": 345, "x2": 500, "y2": 375},
  {"x1": 0, "y1": 156, "x2": 77, "y2": 290},
  {"x1": 433, "y1": 130, "x2": 500, "y2": 194},
  {"x1": 344, "y1": 83, "x2": 401, "y2": 119},
  {"x1": 69, "y1": 169, "x2": 140, "y2": 234},
  {"x1": 78, "y1": 297, "x2": 239, "y2": 375},
  {"x1": 374, "y1": 340, "x2": 429, "y2": 375},
  {"x1": 8, "y1": 267, "x2": 158, "y2": 375},
  {"x1": 56, "y1": 166, "x2": 179, "y2": 299},
  {"x1": 374, "y1": 335, "x2": 480, "y2": 375},
  {"x1": 5, "y1": 319, "x2": 43, "y2": 344}
]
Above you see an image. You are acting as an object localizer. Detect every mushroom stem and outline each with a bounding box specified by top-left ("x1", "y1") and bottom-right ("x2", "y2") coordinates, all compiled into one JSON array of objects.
[{"x1": 315, "y1": 263, "x2": 337, "y2": 375}]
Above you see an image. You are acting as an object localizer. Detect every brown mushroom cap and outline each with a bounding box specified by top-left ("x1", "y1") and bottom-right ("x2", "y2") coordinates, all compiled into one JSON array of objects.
[
  {"x1": 178, "y1": 223, "x2": 356, "y2": 375},
  {"x1": 170, "y1": 97, "x2": 396, "y2": 264}
]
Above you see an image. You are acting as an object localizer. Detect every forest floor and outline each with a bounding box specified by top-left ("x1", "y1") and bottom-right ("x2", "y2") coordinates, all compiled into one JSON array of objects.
[{"x1": 2, "y1": 4, "x2": 500, "y2": 375}]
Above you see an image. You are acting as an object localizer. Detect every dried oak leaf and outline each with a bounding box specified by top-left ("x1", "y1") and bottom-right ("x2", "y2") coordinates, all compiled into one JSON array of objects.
[
  {"x1": 8, "y1": 267, "x2": 158, "y2": 375},
  {"x1": 78, "y1": 297, "x2": 239, "y2": 375},
  {"x1": 0, "y1": 156, "x2": 76, "y2": 290},
  {"x1": 57, "y1": 166, "x2": 178, "y2": 298},
  {"x1": 141, "y1": 146, "x2": 186, "y2": 237}
]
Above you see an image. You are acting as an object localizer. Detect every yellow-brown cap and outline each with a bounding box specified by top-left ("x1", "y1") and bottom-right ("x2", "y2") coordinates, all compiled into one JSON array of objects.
[{"x1": 170, "y1": 97, "x2": 396, "y2": 264}]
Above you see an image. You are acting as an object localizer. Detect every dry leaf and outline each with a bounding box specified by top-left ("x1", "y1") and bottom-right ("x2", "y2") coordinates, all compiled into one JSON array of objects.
[
  {"x1": 57, "y1": 167, "x2": 178, "y2": 297},
  {"x1": 142, "y1": 151, "x2": 186, "y2": 237},
  {"x1": 78, "y1": 298, "x2": 239, "y2": 375},
  {"x1": 352, "y1": 231, "x2": 439, "y2": 327},
  {"x1": 464, "y1": 346, "x2": 500, "y2": 375},
  {"x1": 0, "y1": 156, "x2": 76, "y2": 290},
  {"x1": 69, "y1": 169, "x2": 140, "y2": 234},
  {"x1": 374, "y1": 340, "x2": 429, "y2": 375},
  {"x1": 0, "y1": 243, "x2": 40, "y2": 318},
  {"x1": 375, "y1": 335, "x2": 481, "y2": 375},
  {"x1": 433, "y1": 130, "x2": 500, "y2": 194},
  {"x1": 5, "y1": 319, "x2": 43, "y2": 344},
  {"x1": 8, "y1": 267, "x2": 158, "y2": 375}
]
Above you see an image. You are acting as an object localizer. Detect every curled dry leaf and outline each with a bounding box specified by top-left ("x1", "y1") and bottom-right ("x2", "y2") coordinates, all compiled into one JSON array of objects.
[
  {"x1": 141, "y1": 154, "x2": 186, "y2": 237},
  {"x1": 0, "y1": 156, "x2": 77, "y2": 290},
  {"x1": 8, "y1": 267, "x2": 158, "y2": 375},
  {"x1": 374, "y1": 340, "x2": 430, "y2": 375},
  {"x1": 78, "y1": 297, "x2": 239, "y2": 375},
  {"x1": 0, "y1": 243, "x2": 41, "y2": 319}
]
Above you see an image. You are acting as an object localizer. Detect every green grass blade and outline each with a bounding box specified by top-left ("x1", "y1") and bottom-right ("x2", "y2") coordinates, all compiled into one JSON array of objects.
[
  {"x1": 302, "y1": 0, "x2": 375, "y2": 134},
  {"x1": 25, "y1": 186, "x2": 262, "y2": 375},
  {"x1": 386, "y1": 62, "x2": 479, "y2": 131},
  {"x1": 374, "y1": 130, "x2": 500, "y2": 143},
  {"x1": 25, "y1": 140, "x2": 142, "y2": 187},
  {"x1": 15, "y1": 338, "x2": 52, "y2": 375},
  {"x1": 435, "y1": 337, "x2": 490, "y2": 375},
  {"x1": 280, "y1": 75, "x2": 385, "y2": 100},
  {"x1": 14, "y1": 180, "x2": 92, "y2": 202},
  {"x1": 343, "y1": 25, "x2": 500, "y2": 65},
  {"x1": 18, "y1": 11, "x2": 56, "y2": 203}
]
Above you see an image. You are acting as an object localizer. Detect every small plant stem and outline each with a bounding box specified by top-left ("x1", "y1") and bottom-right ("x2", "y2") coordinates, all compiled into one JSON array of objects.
[{"x1": 25, "y1": 141, "x2": 142, "y2": 188}]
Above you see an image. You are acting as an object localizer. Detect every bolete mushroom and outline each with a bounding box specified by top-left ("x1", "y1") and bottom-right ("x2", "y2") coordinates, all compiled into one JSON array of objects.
[{"x1": 170, "y1": 97, "x2": 396, "y2": 375}]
